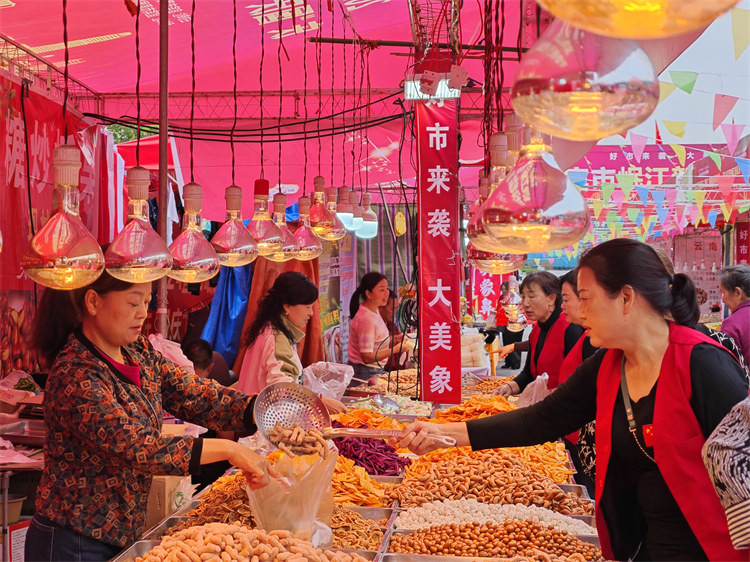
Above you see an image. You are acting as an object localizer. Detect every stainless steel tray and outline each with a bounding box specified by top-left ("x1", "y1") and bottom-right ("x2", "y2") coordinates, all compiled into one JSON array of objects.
[
  {"x1": 347, "y1": 506, "x2": 394, "y2": 522},
  {"x1": 109, "y1": 540, "x2": 161, "y2": 562},
  {"x1": 337, "y1": 549, "x2": 378, "y2": 560},
  {"x1": 382, "y1": 554, "x2": 506, "y2": 561},
  {"x1": 559, "y1": 483, "x2": 590, "y2": 499},
  {"x1": 372, "y1": 475, "x2": 403, "y2": 485},
  {"x1": 141, "y1": 516, "x2": 188, "y2": 540},
  {"x1": 570, "y1": 514, "x2": 597, "y2": 528},
  {"x1": 0, "y1": 420, "x2": 45, "y2": 446},
  {"x1": 173, "y1": 499, "x2": 201, "y2": 516}
]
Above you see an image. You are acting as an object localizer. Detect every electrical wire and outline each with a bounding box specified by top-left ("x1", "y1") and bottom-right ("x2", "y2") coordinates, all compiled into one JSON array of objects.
[
  {"x1": 260, "y1": 0, "x2": 266, "y2": 178},
  {"x1": 189, "y1": 0, "x2": 196, "y2": 182},
  {"x1": 62, "y1": 0, "x2": 68, "y2": 139},
  {"x1": 231, "y1": 0, "x2": 238, "y2": 184},
  {"x1": 135, "y1": 0, "x2": 141, "y2": 164}
]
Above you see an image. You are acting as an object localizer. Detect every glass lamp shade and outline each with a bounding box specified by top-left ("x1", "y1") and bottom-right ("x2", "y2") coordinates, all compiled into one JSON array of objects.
[
  {"x1": 105, "y1": 166, "x2": 173, "y2": 282},
  {"x1": 535, "y1": 0, "x2": 739, "y2": 39},
  {"x1": 501, "y1": 287, "x2": 528, "y2": 332},
  {"x1": 349, "y1": 191, "x2": 364, "y2": 232},
  {"x1": 467, "y1": 171, "x2": 502, "y2": 253},
  {"x1": 22, "y1": 144, "x2": 105, "y2": 289},
  {"x1": 511, "y1": 19, "x2": 659, "y2": 141},
  {"x1": 210, "y1": 184, "x2": 258, "y2": 267},
  {"x1": 480, "y1": 130, "x2": 590, "y2": 254},
  {"x1": 336, "y1": 186, "x2": 355, "y2": 230},
  {"x1": 266, "y1": 193, "x2": 301, "y2": 262},
  {"x1": 294, "y1": 196, "x2": 323, "y2": 261},
  {"x1": 247, "y1": 178, "x2": 284, "y2": 256},
  {"x1": 356, "y1": 193, "x2": 378, "y2": 239},
  {"x1": 316, "y1": 187, "x2": 347, "y2": 241},
  {"x1": 309, "y1": 176, "x2": 335, "y2": 237},
  {"x1": 466, "y1": 243, "x2": 527, "y2": 275},
  {"x1": 167, "y1": 182, "x2": 220, "y2": 283}
]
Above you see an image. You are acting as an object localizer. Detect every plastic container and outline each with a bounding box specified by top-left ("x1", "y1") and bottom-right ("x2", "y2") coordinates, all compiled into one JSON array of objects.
[{"x1": 0, "y1": 494, "x2": 26, "y2": 525}]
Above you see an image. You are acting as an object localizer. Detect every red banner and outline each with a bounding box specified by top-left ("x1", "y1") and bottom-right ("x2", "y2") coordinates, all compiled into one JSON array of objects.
[
  {"x1": 471, "y1": 269, "x2": 503, "y2": 323},
  {"x1": 736, "y1": 221, "x2": 750, "y2": 265},
  {"x1": 416, "y1": 100, "x2": 461, "y2": 404}
]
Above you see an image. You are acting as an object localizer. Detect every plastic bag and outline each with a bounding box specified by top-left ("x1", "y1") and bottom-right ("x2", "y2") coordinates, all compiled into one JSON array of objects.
[
  {"x1": 516, "y1": 372, "x2": 551, "y2": 408},
  {"x1": 302, "y1": 362, "x2": 354, "y2": 401},
  {"x1": 245, "y1": 444, "x2": 337, "y2": 548},
  {"x1": 171, "y1": 478, "x2": 198, "y2": 512},
  {"x1": 148, "y1": 333, "x2": 195, "y2": 373}
]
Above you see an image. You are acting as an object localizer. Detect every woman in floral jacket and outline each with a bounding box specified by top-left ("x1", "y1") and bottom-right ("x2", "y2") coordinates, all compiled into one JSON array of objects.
[{"x1": 25, "y1": 273, "x2": 272, "y2": 561}]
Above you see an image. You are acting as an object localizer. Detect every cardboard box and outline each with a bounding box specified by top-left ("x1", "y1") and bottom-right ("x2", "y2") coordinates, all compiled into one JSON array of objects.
[
  {"x1": 0, "y1": 519, "x2": 31, "y2": 561},
  {"x1": 145, "y1": 476, "x2": 191, "y2": 529}
]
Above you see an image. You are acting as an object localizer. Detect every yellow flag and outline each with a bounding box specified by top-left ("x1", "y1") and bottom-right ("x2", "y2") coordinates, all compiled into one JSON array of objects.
[
  {"x1": 659, "y1": 81, "x2": 677, "y2": 103},
  {"x1": 663, "y1": 121, "x2": 686, "y2": 138},
  {"x1": 732, "y1": 8, "x2": 750, "y2": 60},
  {"x1": 669, "y1": 144, "x2": 687, "y2": 166},
  {"x1": 694, "y1": 191, "x2": 707, "y2": 220},
  {"x1": 592, "y1": 199, "x2": 605, "y2": 220}
]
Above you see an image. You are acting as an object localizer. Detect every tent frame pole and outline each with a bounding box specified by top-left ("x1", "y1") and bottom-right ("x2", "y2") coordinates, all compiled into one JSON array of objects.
[{"x1": 156, "y1": 0, "x2": 169, "y2": 336}]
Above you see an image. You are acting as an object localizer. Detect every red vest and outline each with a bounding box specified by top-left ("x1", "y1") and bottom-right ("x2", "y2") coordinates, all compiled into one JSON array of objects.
[
  {"x1": 559, "y1": 335, "x2": 587, "y2": 443},
  {"x1": 594, "y1": 323, "x2": 745, "y2": 561},
  {"x1": 529, "y1": 313, "x2": 568, "y2": 389}
]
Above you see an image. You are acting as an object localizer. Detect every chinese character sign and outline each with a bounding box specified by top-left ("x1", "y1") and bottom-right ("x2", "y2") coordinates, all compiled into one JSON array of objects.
[
  {"x1": 737, "y1": 222, "x2": 750, "y2": 266},
  {"x1": 471, "y1": 269, "x2": 502, "y2": 323},
  {"x1": 417, "y1": 100, "x2": 461, "y2": 404}
]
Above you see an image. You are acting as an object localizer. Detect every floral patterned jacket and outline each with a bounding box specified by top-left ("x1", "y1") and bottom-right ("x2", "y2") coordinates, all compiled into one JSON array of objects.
[{"x1": 35, "y1": 329, "x2": 256, "y2": 547}]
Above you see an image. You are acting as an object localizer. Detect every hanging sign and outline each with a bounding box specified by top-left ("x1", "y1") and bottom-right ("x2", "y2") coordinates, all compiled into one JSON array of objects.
[
  {"x1": 416, "y1": 100, "x2": 461, "y2": 404},
  {"x1": 736, "y1": 222, "x2": 750, "y2": 265},
  {"x1": 471, "y1": 269, "x2": 502, "y2": 323}
]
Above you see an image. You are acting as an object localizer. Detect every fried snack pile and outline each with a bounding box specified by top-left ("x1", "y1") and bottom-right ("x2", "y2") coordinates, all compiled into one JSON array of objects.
[
  {"x1": 431, "y1": 395, "x2": 516, "y2": 423},
  {"x1": 332, "y1": 409, "x2": 404, "y2": 431},
  {"x1": 331, "y1": 505, "x2": 387, "y2": 550},
  {"x1": 267, "y1": 423, "x2": 329, "y2": 457},
  {"x1": 332, "y1": 456, "x2": 387, "y2": 507},
  {"x1": 136, "y1": 524, "x2": 369, "y2": 562}
]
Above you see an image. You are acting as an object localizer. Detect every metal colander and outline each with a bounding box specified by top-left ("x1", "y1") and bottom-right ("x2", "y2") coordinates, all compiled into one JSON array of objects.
[{"x1": 254, "y1": 382, "x2": 457, "y2": 446}]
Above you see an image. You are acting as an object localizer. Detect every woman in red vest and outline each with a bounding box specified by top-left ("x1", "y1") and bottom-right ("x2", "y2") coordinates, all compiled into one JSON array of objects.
[
  {"x1": 496, "y1": 271, "x2": 583, "y2": 397},
  {"x1": 396, "y1": 239, "x2": 748, "y2": 561}
]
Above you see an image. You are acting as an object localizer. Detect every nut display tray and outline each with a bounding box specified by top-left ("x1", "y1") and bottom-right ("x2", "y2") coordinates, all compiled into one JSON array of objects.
[
  {"x1": 0, "y1": 419, "x2": 45, "y2": 446},
  {"x1": 109, "y1": 540, "x2": 161, "y2": 562},
  {"x1": 141, "y1": 516, "x2": 188, "y2": 540}
]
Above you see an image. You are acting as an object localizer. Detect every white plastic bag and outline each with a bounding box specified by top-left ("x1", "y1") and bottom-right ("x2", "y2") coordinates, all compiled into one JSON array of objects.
[
  {"x1": 148, "y1": 333, "x2": 195, "y2": 373},
  {"x1": 516, "y1": 372, "x2": 551, "y2": 408},
  {"x1": 302, "y1": 362, "x2": 354, "y2": 401}
]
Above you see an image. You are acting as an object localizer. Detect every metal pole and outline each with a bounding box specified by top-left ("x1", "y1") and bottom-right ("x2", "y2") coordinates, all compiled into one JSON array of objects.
[
  {"x1": 2, "y1": 470, "x2": 11, "y2": 562},
  {"x1": 156, "y1": 0, "x2": 169, "y2": 336}
]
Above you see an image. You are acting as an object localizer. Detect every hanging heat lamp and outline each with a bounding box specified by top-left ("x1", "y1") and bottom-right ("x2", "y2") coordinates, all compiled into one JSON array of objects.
[
  {"x1": 22, "y1": 145, "x2": 105, "y2": 289},
  {"x1": 535, "y1": 0, "x2": 739, "y2": 39},
  {"x1": 480, "y1": 127, "x2": 589, "y2": 254},
  {"x1": 210, "y1": 184, "x2": 259, "y2": 267},
  {"x1": 167, "y1": 182, "x2": 221, "y2": 283},
  {"x1": 309, "y1": 176, "x2": 335, "y2": 236},
  {"x1": 105, "y1": 166, "x2": 173, "y2": 282},
  {"x1": 467, "y1": 243, "x2": 527, "y2": 275},
  {"x1": 501, "y1": 278, "x2": 528, "y2": 332},
  {"x1": 356, "y1": 192, "x2": 379, "y2": 239},
  {"x1": 266, "y1": 193, "x2": 300, "y2": 262},
  {"x1": 294, "y1": 195, "x2": 323, "y2": 260},
  {"x1": 349, "y1": 191, "x2": 364, "y2": 232},
  {"x1": 316, "y1": 186, "x2": 347, "y2": 241},
  {"x1": 336, "y1": 186, "x2": 355, "y2": 230},
  {"x1": 511, "y1": 19, "x2": 659, "y2": 141},
  {"x1": 246, "y1": 178, "x2": 284, "y2": 256},
  {"x1": 467, "y1": 173, "x2": 496, "y2": 252}
]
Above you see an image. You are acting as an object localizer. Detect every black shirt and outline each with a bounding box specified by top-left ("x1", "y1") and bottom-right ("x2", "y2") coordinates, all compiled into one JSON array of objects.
[
  {"x1": 513, "y1": 307, "x2": 584, "y2": 391},
  {"x1": 468, "y1": 342, "x2": 748, "y2": 560}
]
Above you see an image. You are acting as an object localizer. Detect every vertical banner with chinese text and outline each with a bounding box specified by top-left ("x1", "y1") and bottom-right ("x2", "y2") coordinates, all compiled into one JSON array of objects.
[
  {"x1": 472, "y1": 269, "x2": 502, "y2": 324},
  {"x1": 736, "y1": 222, "x2": 750, "y2": 266},
  {"x1": 416, "y1": 100, "x2": 461, "y2": 404}
]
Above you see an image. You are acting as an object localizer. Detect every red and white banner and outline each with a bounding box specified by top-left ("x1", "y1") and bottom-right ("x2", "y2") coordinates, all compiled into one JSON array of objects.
[
  {"x1": 472, "y1": 269, "x2": 503, "y2": 323},
  {"x1": 736, "y1": 221, "x2": 750, "y2": 265},
  {"x1": 416, "y1": 100, "x2": 461, "y2": 404}
]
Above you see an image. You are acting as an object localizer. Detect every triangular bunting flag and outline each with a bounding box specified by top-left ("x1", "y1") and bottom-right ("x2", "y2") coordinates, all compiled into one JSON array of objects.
[
  {"x1": 705, "y1": 150, "x2": 722, "y2": 172},
  {"x1": 713, "y1": 94, "x2": 739, "y2": 130},
  {"x1": 615, "y1": 221, "x2": 623, "y2": 235},
  {"x1": 694, "y1": 191, "x2": 707, "y2": 219},
  {"x1": 630, "y1": 133, "x2": 648, "y2": 163},
  {"x1": 686, "y1": 205, "x2": 699, "y2": 225},
  {"x1": 665, "y1": 188, "x2": 678, "y2": 210},
  {"x1": 635, "y1": 185, "x2": 650, "y2": 206},
  {"x1": 737, "y1": 157, "x2": 750, "y2": 185},
  {"x1": 651, "y1": 190, "x2": 666, "y2": 208},
  {"x1": 717, "y1": 176, "x2": 736, "y2": 204},
  {"x1": 659, "y1": 81, "x2": 677, "y2": 103},
  {"x1": 657, "y1": 206, "x2": 670, "y2": 225},
  {"x1": 612, "y1": 189, "x2": 625, "y2": 211},
  {"x1": 636, "y1": 211, "x2": 645, "y2": 229},
  {"x1": 670, "y1": 144, "x2": 687, "y2": 166},
  {"x1": 567, "y1": 169, "x2": 588, "y2": 187},
  {"x1": 600, "y1": 182, "x2": 616, "y2": 202},
  {"x1": 655, "y1": 123, "x2": 663, "y2": 145},
  {"x1": 663, "y1": 121, "x2": 686, "y2": 138},
  {"x1": 533, "y1": 259, "x2": 541, "y2": 266},
  {"x1": 740, "y1": 205, "x2": 750, "y2": 214},
  {"x1": 685, "y1": 190, "x2": 695, "y2": 202},
  {"x1": 616, "y1": 174, "x2": 636, "y2": 199},
  {"x1": 721, "y1": 203, "x2": 732, "y2": 220},
  {"x1": 627, "y1": 207, "x2": 640, "y2": 222},
  {"x1": 721, "y1": 123, "x2": 744, "y2": 155},
  {"x1": 548, "y1": 258, "x2": 556, "y2": 265},
  {"x1": 668, "y1": 71, "x2": 699, "y2": 94},
  {"x1": 708, "y1": 210, "x2": 719, "y2": 228},
  {"x1": 592, "y1": 199, "x2": 605, "y2": 220},
  {"x1": 732, "y1": 8, "x2": 750, "y2": 60},
  {"x1": 674, "y1": 205, "x2": 686, "y2": 223}
]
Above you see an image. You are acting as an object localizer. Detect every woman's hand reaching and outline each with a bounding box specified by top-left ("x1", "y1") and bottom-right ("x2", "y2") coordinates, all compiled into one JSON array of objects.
[{"x1": 390, "y1": 420, "x2": 469, "y2": 455}]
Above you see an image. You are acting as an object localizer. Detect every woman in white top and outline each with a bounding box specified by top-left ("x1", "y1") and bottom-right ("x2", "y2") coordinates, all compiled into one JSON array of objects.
[{"x1": 347, "y1": 272, "x2": 404, "y2": 385}]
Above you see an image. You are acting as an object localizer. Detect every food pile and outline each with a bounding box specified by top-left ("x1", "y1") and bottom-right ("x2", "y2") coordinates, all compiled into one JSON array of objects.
[
  {"x1": 267, "y1": 423, "x2": 329, "y2": 457},
  {"x1": 136, "y1": 523, "x2": 369, "y2": 562},
  {"x1": 331, "y1": 422, "x2": 411, "y2": 476},
  {"x1": 345, "y1": 394, "x2": 433, "y2": 416},
  {"x1": 332, "y1": 456, "x2": 387, "y2": 506},
  {"x1": 331, "y1": 506, "x2": 387, "y2": 550},
  {"x1": 168, "y1": 473, "x2": 255, "y2": 532},
  {"x1": 464, "y1": 376, "x2": 514, "y2": 393},
  {"x1": 432, "y1": 395, "x2": 516, "y2": 422},
  {"x1": 388, "y1": 520, "x2": 603, "y2": 560},
  {"x1": 366, "y1": 369, "x2": 419, "y2": 397}
]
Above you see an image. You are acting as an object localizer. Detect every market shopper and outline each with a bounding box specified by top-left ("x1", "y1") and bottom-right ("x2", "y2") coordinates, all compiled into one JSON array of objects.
[
  {"x1": 379, "y1": 289, "x2": 408, "y2": 370},
  {"x1": 348, "y1": 272, "x2": 404, "y2": 385},
  {"x1": 496, "y1": 271, "x2": 583, "y2": 397},
  {"x1": 396, "y1": 239, "x2": 748, "y2": 561},
  {"x1": 26, "y1": 273, "x2": 274, "y2": 561},
  {"x1": 720, "y1": 264, "x2": 750, "y2": 367},
  {"x1": 237, "y1": 272, "x2": 345, "y2": 413},
  {"x1": 495, "y1": 280, "x2": 524, "y2": 369}
]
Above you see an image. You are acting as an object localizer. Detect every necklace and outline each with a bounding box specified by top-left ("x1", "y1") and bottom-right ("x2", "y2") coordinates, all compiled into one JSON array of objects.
[{"x1": 620, "y1": 357, "x2": 656, "y2": 463}]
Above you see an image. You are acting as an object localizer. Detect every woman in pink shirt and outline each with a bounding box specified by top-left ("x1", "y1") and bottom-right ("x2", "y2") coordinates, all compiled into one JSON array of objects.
[
  {"x1": 237, "y1": 272, "x2": 345, "y2": 412},
  {"x1": 720, "y1": 265, "x2": 750, "y2": 368},
  {"x1": 347, "y1": 272, "x2": 404, "y2": 386}
]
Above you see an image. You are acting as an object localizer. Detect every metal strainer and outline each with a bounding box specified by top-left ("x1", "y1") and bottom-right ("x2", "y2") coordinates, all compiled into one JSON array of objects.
[{"x1": 254, "y1": 382, "x2": 456, "y2": 446}]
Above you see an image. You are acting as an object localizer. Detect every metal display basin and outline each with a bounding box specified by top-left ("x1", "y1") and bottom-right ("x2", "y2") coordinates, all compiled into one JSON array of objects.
[
  {"x1": 382, "y1": 554, "x2": 508, "y2": 561},
  {"x1": 371, "y1": 475, "x2": 403, "y2": 485},
  {"x1": 173, "y1": 499, "x2": 201, "y2": 516},
  {"x1": 141, "y1": 516, "x2": 188, "y2": 540},
  {"x1": 347, "y1": 506, "x2": 394, "y2": 522},
  {"x1": 338, "y1": 549, "x2": 378, "y2": 560},
  {"x1": 558, "y1": 483, "x2": 590, "y2": 498},
  {"x1": 0, "y1": 420, "x2": 45, "y2": 446},
  {"x1": 109, "y1": 540, "x2": 161, "y2": 562}
]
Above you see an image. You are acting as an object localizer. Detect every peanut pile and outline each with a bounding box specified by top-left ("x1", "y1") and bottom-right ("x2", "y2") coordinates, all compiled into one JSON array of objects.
[
  {"x1": 136, "y1": 523, "x2": 368, "y2": 562},
  {"x1": 267, "y1": 423, "x2": 329, "y2": 457},
  {"x1": 387, "y1": 449, "x2": 593, "y2": 515},
  {"x1": 331, "y1": 505, "x2": 388, "y2": 550},
  {"x1": 388, "y1": 520, "x2": 603, "y2": 560},
  {"x1": 168, "y1": 473, "x2": 255, "y2": 533}
]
